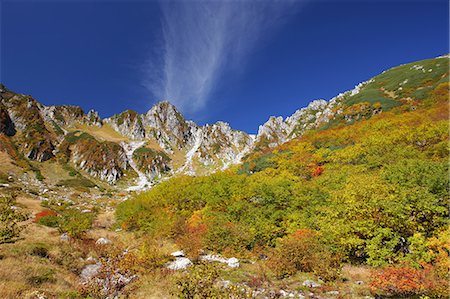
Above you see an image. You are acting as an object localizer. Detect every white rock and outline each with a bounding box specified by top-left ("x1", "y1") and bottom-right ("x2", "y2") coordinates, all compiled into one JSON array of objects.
[
  {"x1": 60, "y1": 233, "x2": 70, "y2": 241},
  {"x1": 166, "y1": 257, "x2": 192, "y2": 270},
  {"x1": 227, "y1": 257, "x2": 240, "y2": 268},
  {"x1": 80, "y1": 262, "x2": 102, "y2": 281},
  {"x1": 200, "y1": 254, "x2": 240, "y2": 268},
  {"x1": 171, "y1": 251, "x2": 185, "y2": 257},
  {"x1": 302, "y1": 280, "x2": 321, "y2": 288},
  {"x1": 95, "y1": 237, "x2": 112, "y2": 245}
]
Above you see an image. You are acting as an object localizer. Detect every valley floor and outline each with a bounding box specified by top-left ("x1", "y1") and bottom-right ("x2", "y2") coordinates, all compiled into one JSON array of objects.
[{"x1": 0, "y1": 190, "x2": 379, "y2": 299}]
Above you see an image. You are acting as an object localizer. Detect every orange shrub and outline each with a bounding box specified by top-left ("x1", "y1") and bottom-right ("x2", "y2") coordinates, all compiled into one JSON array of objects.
[
  {"x1": 267, "y1": 229, "x2": 341, "y2": 281},
  {"x1": 176, "y1": 211, "x2": 207, "y2": 260},
  {"x1": 311, "y1": 165, "x2": 324, "y2": 177},
  {"x1": 370, "y1": 264, "x2": 449, "y2": 298}
]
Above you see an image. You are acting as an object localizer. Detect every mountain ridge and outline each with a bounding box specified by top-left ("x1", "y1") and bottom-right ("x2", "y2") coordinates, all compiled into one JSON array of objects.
[{"x1": 0, "y1": 54, "x2": 448, "y2": 189}]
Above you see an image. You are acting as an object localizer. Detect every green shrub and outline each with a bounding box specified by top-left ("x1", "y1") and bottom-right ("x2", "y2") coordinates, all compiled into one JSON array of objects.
[
  {"x1": 0, "y1": 196, "x2": 28, "y2": 244},
  {"x1": 268, "y1": 229, "x2": 341, "y2": 281},
  {"x1": 59, "y1": 209, "x2": 94, "y2": 238},
  {"x1": 26, "y1": 268, "x2": 56, "y2": 285},
  {"x1": 173, "y1": 263, "x2": 227, "y2": 299},
  {"x1": 37, "y1": 214, "x2": 59, "y2": 228}
]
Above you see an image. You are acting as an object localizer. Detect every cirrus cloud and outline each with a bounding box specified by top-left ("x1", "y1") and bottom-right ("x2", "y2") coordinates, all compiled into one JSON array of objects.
[{"x1": 143, "y1": 0, "x2": 301, "y2": 114}]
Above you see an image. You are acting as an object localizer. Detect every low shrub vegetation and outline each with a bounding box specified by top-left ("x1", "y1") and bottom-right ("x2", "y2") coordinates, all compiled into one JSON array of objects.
[{"x1": 116, "y1": 99, "x2": 449, "y2": 297}]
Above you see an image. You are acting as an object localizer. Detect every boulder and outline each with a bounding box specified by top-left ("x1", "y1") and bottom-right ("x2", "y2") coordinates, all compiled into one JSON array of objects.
[
  {"x1": 166, "y1": 257, "x2": 192, "y2": 270},
  {"x1": 95, "y1": 237, "x2": 112, "y2": 245},
  {"x1": 227, "y1": 257, "x2": 240, "y2": 268},
  {"x1": 80, "y1": 262, "x2": 102, "y2": 281}
]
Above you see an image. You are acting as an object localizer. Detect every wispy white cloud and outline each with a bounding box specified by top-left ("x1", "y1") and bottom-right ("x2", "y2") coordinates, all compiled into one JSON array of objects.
[{"x1": 143, "y1": 0, "x2": 300, "y2": 114}]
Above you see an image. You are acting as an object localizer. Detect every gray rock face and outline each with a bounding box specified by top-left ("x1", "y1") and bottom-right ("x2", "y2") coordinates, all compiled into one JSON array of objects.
[
  {"x1": 106, "y1": 102, "x2": 254, "y2": 179},
  {"x1": 70, "y1": 140, "x2": 129, "y2": 184},
  {"x1": 254, "y1": 77, "x2": 381, "y2": 149},
  {"x1": 41, "y1": 105, "x2": 102, "y2": 128},
  {"x1": 0, "y1": 106, "x2": 16, "y2": 136},
  {"x1": 142, "y1": 101, "x2": 196, "y2": 151},
  {"x1": 255, "y1": 99, "x2": 337, "y2": 149},
  {"x1": 104, "y1": 110, "x2": 145, "y2": 140}
]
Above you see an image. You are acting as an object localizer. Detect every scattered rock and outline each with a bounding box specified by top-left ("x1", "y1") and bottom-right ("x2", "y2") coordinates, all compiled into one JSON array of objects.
[
  {"x1": 95, "y1": 237, "x2": 112, "y2": 245},
  {"x1": 227, "y1": 257, "x2": 240, "y2": 268},
  {"x1": 220, "y1": 280, "x2": 231, "y2": 288},
  {"x1": 302, "y1": 279, "x2": 321, "y2": 288},
  {"x1": 80, "y1": 262, "x2": 102, "y2": 281},
  {"x1": 200, "y1": 254, "x2": 240, "y2": 268},
  {"x1": 356, "y1": 280, "x2": 364, "y2": 285},
  {"x1": 86, "y1": 256, "x2": 97, "y2": 263},
  {"x1": 24, "y1": 290, "x2": 48, "y2": 299},
  {"x1": 166, "y1": 257, "x2": 192, "y2": 270},
  {"x1": 81, "y1": 209, "x2": 91, "y2": 213},
  {"x1": 171, "y1": 250, "x2": 185, "y2": 257},
  {"x1": 60, "y1": 233, "x2": 70, "y2": 241},
  {"x1": 327, "y1": 290, "x2": 339, "y2": 296}
]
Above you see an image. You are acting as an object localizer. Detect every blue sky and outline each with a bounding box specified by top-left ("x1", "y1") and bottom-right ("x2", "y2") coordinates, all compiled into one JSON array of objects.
[{"x1": 1, "y1": 0, "x2": 448, "y2": 134}]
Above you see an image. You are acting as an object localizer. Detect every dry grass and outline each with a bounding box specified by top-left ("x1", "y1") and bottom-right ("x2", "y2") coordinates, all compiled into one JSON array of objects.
[
  {"x1": 0, "y1": 201, "x2": 79, "y2": 298},
  {"x1": 73, "y1": 123, "x2": 128, "y2": 142},
  {"x1": 0, "y1": 151, "x2": 21, "y2": 175},
  {"x1": 129, "y1": 271, "x2": 176, "y2": 299},
  {"x1": 39, "y1": 161, "x2": 72, "y2": 185}
]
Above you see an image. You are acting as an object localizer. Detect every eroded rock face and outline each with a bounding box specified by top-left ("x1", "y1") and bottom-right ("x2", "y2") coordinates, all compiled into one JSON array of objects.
[
  {"x1": 142, "y1": 101, "x2": 196, "y2": 152},
  {"x1": 41, "y1": 105, "x2": 102, "y2": 128},
  {"x1": 104, "y1": 110, "x2": 145, "y2": 140},
  {"x1": 106, "y1": 102, "x2": 254, "y2": 177},
  {"x1": 195, "y1": 122, "x2": 254, "y2": 170},
  {"x1": 255, "y1": 116, "x2": 289, "y2": 149},
  {"x1": 0, "y1": 106, "x2": 16, "y2": 136},
  {"x1": 60, "y1": 132, "x2": 129, "y2": 183},
  {"x1": 0, "y1": 92, "x2": 56, "y2": 162}
]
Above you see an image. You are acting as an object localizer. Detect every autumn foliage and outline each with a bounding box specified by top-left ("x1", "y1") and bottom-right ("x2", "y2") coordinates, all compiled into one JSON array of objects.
[
  {"x1": 370, "y1": 264, "x2": 449, "y2": 298},
  {"x1": 34, "y1": 210, "x2": 57, "y2": 223}
]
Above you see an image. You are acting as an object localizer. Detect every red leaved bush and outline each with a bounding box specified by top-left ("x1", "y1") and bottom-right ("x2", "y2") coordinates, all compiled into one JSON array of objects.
[
  {"x1": 370, "y1": 264, "x2": 449, "y2": 298},
  {"x1": 312, "y1": 165, "x2": 324, "y2": 177},
  {"x1": 34, "y1": 210, "x2": 57, "y2": 222}
]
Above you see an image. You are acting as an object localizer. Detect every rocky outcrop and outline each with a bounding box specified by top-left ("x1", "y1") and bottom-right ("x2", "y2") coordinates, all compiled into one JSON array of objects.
[
  {"x1": 104, "y1": 110, "x2": 145, "y2": 140},
  {"x1": 0, "y1": 91, "x2": 56, "y2": 162},
  {"x1": 142, "y1": 101, "x2": 197, "y2": 152},
  {"x1": 41, "y1": 105, "x2": 102, "y2": 128},
  {"x1": 60, "y1": 132, "x2": 129, "y2": 183},
  {"x1": 132, "y1": 146, "x2": 171, "y2": 180},
  {"x1": 254, "y1": 80, "x2": 376, "y2": 149},
  {"x1": 196, "y1": 122, "x2": 254, "y2": 169}
]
